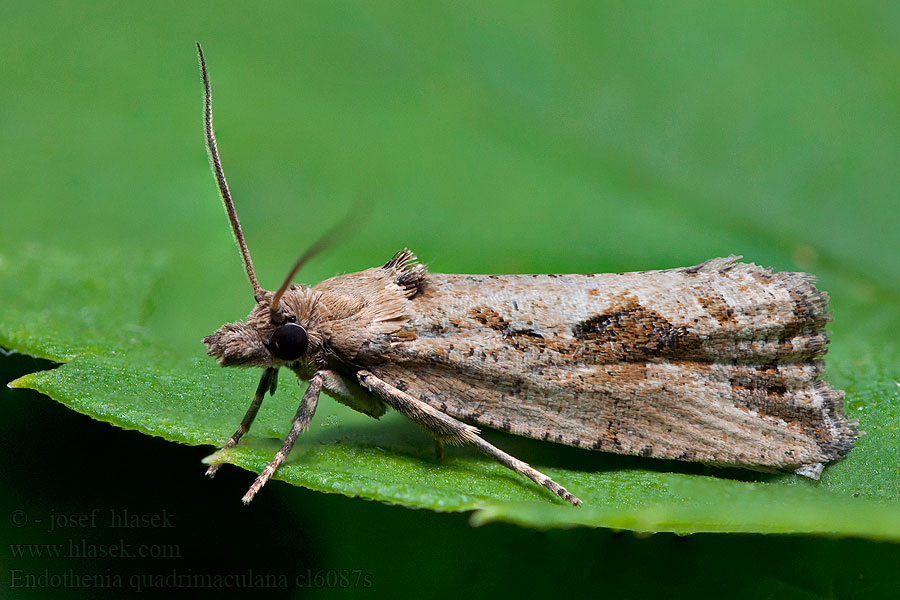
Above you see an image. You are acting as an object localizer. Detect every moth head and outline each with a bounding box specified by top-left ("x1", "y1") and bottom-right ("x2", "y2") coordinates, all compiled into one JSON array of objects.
[
  {"x1": 203, "y1": 288, "x2": 316, "y2": 368},
  {"x1": 197, "y1": 43, "x2": 332, "y2": 370}
]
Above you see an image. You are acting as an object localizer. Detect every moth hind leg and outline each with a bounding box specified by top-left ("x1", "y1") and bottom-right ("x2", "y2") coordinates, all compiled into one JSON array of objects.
[{"x1": 356, "y1": 370, "x2": 581, "y2": 506}]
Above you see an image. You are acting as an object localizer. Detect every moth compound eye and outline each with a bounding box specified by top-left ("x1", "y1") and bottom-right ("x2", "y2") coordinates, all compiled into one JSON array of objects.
[{"x1": 268, "y1": 323, "x2": 308, "y2": 361}]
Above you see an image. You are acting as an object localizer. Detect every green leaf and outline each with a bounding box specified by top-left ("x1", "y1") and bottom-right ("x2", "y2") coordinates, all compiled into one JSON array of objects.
[
  {"x1": 3, "y1": 241, "x2": 899, "y2": 538},
  {"x1": 2, "y1": 1, "x2": 899, "y2": 545}
]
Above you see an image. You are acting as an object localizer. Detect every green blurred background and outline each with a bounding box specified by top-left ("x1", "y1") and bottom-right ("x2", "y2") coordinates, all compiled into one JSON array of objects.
[{"x1": 2, "y1": 1, "x2": 899, "y2": 597}]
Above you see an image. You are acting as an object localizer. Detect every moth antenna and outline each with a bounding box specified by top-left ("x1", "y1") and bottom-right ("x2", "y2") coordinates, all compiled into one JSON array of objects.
[
  {"x1": 270, "y1": 213, "x2": 353, "y2": 322},
  {"x1": 197, "y1": 42, "x2": 264, "y2": 302}
]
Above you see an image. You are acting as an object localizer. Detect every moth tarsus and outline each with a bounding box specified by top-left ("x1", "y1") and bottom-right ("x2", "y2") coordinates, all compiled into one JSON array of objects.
[
  {"x1": 204, "y1": 366, "x2": 275, "y2": 479},
  {"x1": 196, "y1": 44, "x2": 856, "y2": 507}
]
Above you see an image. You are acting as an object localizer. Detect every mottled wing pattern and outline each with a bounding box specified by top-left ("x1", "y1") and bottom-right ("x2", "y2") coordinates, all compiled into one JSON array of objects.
[{"x1": 365, "y1": 257, "x2": 856, "y2": 474}]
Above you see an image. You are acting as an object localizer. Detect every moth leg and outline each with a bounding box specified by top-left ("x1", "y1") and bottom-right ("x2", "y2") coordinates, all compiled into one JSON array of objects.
[
  {"x1": 206, "y1": 367, "x2": 277, "y2": 478},
  {"x1": 318, "y1": 369, "x2": 387, "y2": 418},
  {"x1": 434, "y1": 438, "x2": 444, "y2": 462},
  {"x1": 241, "y1": 371, "x2": 324, "y2": 504},
  {"x1": 795, "y1": 463, "x2": 824, "y2": 480},
  {"x1": 357, "y1": 370, "x2": 581, "y2": 506}
]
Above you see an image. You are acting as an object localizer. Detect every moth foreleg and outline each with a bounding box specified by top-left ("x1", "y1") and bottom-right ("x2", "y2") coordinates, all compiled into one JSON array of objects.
[
  {"x1": 356, "y1": 370, "x2": 581, "y2": 506},
  {"x1": 241, "y1": 371, "x2": 324, "y2": 504},
  {"x1": 206, "y1": 367, "x2": 277, "y2": 478}
]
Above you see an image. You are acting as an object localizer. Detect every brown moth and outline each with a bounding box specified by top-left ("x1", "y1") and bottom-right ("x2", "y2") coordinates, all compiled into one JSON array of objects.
[{"x1": 196, "y1": 44, "x2": 857, "y2": 506}]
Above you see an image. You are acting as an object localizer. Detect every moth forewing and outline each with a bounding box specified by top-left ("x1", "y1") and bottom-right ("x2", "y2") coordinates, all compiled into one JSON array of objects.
[
  {"x1": 196, "y1": 44, "x2": 856, "y2": 506},
  {"x1": 367, "y1": 259, "x2": 856, "y2": 474}
]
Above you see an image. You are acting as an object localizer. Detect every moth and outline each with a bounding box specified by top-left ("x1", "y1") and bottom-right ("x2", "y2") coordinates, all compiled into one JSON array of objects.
[{"x1": 196, "y1": 44, "x2": 857, "y2": 506}]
